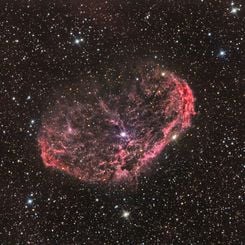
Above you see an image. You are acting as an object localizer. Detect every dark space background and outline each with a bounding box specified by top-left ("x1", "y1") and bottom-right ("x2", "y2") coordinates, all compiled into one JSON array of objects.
[{"x1": 0, "y1": 0, "x2": 244, "y2": 244}]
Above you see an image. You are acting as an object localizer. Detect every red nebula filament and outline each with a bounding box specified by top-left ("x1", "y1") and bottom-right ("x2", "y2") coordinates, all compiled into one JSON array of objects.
[{"x1": 38, "y1": 65, "x2": 196, "y2": 186}]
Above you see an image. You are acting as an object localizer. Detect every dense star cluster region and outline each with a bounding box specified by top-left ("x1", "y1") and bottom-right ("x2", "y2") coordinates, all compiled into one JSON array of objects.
[
  {"x1": 38, "y1": 65, "x2": 195, "y2": 185},
  {"x1": 0, "y1": 0, "x2": 244, "y2": 244}
]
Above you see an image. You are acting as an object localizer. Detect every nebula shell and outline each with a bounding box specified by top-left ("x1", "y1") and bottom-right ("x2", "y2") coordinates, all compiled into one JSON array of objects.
[{"x1": 38, "y1": 63, "x2": 196, "y2": 186}]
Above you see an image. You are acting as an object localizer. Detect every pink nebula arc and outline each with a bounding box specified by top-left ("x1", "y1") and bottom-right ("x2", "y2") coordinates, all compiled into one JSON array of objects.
[{"x1": 38, "y1": 65, "x2": 196, "y2": 186}]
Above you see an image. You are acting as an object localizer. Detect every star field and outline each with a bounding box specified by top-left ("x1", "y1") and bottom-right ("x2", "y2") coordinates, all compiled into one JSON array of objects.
[{"x1": 0, "y1": 0, "x2": 244, "y2": 244}]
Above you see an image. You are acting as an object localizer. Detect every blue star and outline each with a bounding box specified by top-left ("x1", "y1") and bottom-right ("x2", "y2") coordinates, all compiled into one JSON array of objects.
[
  {"x1": 218, "y1": 49, "x2": 227, "y2": 58},
  {"x1": 27, "y1": 198, "x2": 33, "y2": 205},
  {"x1": 219, "y1": 50, "x2": 226, "y2": 56}
]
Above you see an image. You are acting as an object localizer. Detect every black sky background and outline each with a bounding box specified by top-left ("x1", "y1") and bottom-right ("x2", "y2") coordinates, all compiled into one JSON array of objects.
[{"x1": 0, "y1": 0, "x2": 244, "y2": 244}]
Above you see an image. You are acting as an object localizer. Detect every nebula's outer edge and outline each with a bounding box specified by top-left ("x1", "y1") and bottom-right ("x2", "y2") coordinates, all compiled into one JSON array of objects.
[{"x1": 38, "y1": 67, "x2": 196, "y2": 186}]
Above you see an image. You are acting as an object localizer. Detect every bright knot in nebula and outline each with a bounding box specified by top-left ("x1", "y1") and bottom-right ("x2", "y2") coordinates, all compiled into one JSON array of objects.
[{"x1": 38, "y1": 64, "x2": 196, "y2": 186}]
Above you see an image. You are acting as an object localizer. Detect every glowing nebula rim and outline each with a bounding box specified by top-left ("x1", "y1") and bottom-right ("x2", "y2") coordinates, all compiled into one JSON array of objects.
[{"x1": 38, "y1": 65, "x2": 196, "y2": 186}]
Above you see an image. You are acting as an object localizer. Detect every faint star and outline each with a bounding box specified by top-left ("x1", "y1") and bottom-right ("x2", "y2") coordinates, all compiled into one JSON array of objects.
[{"x1": 145, "y1": 13, "x2": 150, "y2": 19}]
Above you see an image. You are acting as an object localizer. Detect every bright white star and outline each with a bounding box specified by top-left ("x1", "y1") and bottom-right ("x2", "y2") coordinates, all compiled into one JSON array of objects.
[
  {"x1": 75, "y1": 38, "x2": 84, "y2": 44},
  {"x1": 218, "y1": 50, "x2": 227, "y2": 58},
  {"x1": 172, "y1": 134, "x2": 178, "y2": 140},
  {"x1": 231, "y1": 7, "x2": 240, "y2": 14},
  {"x1": 220, "y1": 50, "x2": 225, "y2": 56},
  {"x1": 120, "y1": 132, "x2": 127, "y2": 137},
  {"x1": 122, "y1": 210, "x2": 130, "y2": 219},
  {"x1": 27, "y1": 198, "x2": 33, "y2": 205}
]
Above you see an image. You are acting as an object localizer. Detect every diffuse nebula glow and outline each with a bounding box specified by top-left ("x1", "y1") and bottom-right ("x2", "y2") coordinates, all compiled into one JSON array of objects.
[{"x1": 38, "y1": 63, "x2": 196, "y2": 186}]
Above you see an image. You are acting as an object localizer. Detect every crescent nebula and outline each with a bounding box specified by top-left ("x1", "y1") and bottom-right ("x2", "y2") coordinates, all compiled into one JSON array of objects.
[{"x1": 38, "y1": 63, "x2": 196, "y2": 186}]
